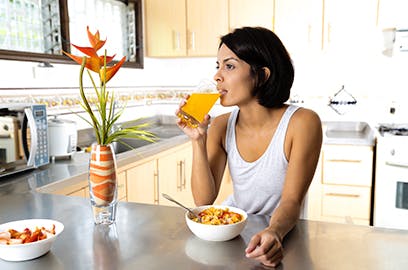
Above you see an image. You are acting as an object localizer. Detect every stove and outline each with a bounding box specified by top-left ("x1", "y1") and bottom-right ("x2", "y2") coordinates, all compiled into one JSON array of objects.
[{"x1": 374, "y1": 123, "x2": 408, "y2": 230}]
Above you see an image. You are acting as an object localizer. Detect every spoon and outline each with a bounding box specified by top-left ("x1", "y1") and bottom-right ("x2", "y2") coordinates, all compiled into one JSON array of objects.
[{"x1": 161, "y1": 193, "x2": 201, "y2": 221}]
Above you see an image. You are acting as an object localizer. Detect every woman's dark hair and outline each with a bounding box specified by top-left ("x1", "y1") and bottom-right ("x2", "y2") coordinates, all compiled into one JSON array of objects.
[{"x1": 219, "y1": 27, "x2": 294, "y2": 108}]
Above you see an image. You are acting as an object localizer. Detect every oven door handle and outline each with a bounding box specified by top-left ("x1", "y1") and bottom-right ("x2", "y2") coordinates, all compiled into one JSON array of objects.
[
  {"x1": 24, "y1": 108, "x2": 38, "y2": 167},
  {"x1": 385, "y1": 161, "x2": 408, "y2": 168}
]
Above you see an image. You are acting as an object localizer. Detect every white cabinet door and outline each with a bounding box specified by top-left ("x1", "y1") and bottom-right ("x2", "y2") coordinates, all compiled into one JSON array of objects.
[
  {"x1": 274, "y1": 0, "x2": 323, "y2": 55},
  {"x1": 323, "y1": 0, "x2": 378, "y2": 53},
  {"x1": 229, "y1": 0, "x2": 274, "y2": 30}
]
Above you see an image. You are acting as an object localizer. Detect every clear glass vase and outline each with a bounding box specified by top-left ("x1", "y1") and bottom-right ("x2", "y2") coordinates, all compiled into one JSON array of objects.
[{"x1": 88, "y1": 143, "x2": 118, "y2": 225}]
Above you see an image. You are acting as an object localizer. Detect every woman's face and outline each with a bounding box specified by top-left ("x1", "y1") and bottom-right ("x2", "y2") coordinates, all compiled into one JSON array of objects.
[{"x1": 214, "y1": 44, "x2": 255, "y2": 107}]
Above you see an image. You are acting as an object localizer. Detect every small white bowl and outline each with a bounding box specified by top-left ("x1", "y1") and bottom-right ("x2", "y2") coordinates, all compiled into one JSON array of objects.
[
  {"x1": 0, "y1": 219, "x2": 64, "y2": 261},
  {"x1": 185, "y1": 205, "x2": 247, "y2": 242}
]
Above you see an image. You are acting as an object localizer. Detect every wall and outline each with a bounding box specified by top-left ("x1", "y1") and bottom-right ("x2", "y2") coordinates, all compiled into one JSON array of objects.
[{"x1": 1, "y1": 44, "x2": 408, "y2": 127}]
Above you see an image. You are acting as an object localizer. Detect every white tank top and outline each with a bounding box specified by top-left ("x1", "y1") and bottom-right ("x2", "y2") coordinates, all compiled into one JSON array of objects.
[{"x1": 222, "y1": 105, "x2": 300, "y2": 215}]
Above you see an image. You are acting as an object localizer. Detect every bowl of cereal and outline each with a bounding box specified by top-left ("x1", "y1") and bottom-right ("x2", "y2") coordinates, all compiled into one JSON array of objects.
[
  {"x1": 185, "y1": 205, "x2": 247, "y2": 241},
  {"x1": 0, "y1": 219, "x2": 64, "y2": 261}
]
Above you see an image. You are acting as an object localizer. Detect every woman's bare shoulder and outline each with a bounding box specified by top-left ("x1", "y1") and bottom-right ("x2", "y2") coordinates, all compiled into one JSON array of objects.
[
  {"x1": 207, "y1": 112, "x2": 231, "y2": 144},
  {"x1": 289, "y1": 107, "x2": 322, "y2": 134}
]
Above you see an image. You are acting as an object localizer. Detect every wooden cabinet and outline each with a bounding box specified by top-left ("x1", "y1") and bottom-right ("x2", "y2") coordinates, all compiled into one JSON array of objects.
[
  {"x1": 127, "y1": 159, "x2": 158, "y2": 204},
  {"x1": 158, "y1": 144, "x2": 193, "y2": 206},
  {"x1": 274, "y1": 0, "x2": 323, "y2": 55},
  {"x1": 229, "y1": 0, "x2": 274, "y2": 30},
  {"x1": 186, "y1": 0, "x2": 229, "y2": 56},
  {"x1": 144, "y1": 0, "x2": 187, "y2": 57},
  {"x1": 307, "y1": 144, "x2": 374, "y2": 225},
  {"x1": 126, "y1": 142, "x2": 195, "y2": 206},
  {"x1": 322, "y1": 0, "x2": 379, "y2": 53},
  {"x1": 53, "y1": 171, "x2": 127, "y2": 202},
  {"x1": 144, "y1": 0, "x2": 228, "y2": 57}
]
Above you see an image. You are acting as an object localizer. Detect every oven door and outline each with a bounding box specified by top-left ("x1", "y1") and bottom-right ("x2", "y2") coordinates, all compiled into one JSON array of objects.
[{"x1": 375, "y1": 138, "x2": 408, "y2": 230}]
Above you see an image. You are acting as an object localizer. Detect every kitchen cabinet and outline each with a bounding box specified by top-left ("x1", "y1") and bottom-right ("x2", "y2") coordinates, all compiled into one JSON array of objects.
[
  {"x1": 126, "y1": 141, "x2": 194, "y2": 206},
  {"x1": 186, "y1": 0, "x2": 229, "y2": 56},
  {"x1": 126, "y1": 159, "x2": 158, "y2": 204},
  {"x1": 307, "y1": 144, "x2": 374, "y2": 225},
  {"x1": 229, "y1": 0, "x2": 274, "y2": 30},
  {"x1": 322, "y1": 0, "x2": 379, "y2": 53},
  {"x1": 158, "y1": 144, "x2": 193, "y2": 206},
  {"x1": 53, "y1": 171, "x2": 127, "y2": 202},
  {"x1": 377, "y1": 0, "x2": 408, "y2": 29},
  {"x1": 144, "y1": 0, "x2": 228, "y2": 57},
  {"x1": 274, "y1": 0, "x2": 323, "y2": 55},
  {"x1": 144, "y1": 0, "x2": 187, "y2": 57}
]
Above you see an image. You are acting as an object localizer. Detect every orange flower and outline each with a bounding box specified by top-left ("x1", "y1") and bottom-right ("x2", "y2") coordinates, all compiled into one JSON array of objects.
[{"x1": 63, "y1": 26, "x2": 125, "y2": 84}]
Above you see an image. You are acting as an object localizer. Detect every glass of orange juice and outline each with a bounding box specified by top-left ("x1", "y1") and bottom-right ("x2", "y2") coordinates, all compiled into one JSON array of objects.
[{"x1": 177, "y1": 92, "x2": 220, "y2": 128}]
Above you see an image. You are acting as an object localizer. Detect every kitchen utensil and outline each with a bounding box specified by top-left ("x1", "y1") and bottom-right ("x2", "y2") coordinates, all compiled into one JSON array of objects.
[{"x1": 161, "y1": 193, "x2": 200, "y2": 220}]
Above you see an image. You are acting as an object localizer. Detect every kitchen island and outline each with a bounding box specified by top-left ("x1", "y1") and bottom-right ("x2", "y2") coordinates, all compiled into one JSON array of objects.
[{"x1": 1, "y1": 191, "x2": 408, "y2": 270}]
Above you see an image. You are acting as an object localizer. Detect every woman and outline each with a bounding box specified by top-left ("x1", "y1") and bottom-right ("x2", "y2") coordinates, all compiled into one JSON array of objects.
[{"x1": 176, "y1": 27, "x2": 322, "y2": 267}]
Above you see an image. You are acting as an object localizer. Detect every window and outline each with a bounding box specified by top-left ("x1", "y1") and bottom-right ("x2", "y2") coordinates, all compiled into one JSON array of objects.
[{"x1": 0, "y1": 0, "x2": 143, "y2": 68}]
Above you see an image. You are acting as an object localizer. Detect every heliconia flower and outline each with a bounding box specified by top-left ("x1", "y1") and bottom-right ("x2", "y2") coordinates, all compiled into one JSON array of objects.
[
  {"x1": 87, "y1": 26, "x2": 106, "y2": 52},
  {"x1": 63, "y1": 26, "x2": 125, "y2": 83},
  {"x1": 100, "y1": 56, "x2": 126, "y2": 84}
]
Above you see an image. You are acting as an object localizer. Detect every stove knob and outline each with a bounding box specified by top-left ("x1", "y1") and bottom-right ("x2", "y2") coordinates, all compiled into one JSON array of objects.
[{"x1": 390, "y1": 149, "x2": 395, "y2": 156}]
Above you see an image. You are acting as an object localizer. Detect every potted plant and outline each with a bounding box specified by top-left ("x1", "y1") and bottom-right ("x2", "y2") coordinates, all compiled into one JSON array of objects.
[{"x1": 63, "y1": 26, "x2": 156, "y2": 225}]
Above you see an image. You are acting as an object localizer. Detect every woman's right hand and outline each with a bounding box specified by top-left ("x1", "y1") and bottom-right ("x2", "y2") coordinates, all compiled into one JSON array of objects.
[{"x1": 175, "y1": 95, "x2": 210, "y2": 140}]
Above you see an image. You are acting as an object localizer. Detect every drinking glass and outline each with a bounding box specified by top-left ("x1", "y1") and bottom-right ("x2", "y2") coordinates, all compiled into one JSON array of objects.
[{"x1": 177, "y1": 93, "x2": 220, "y2": 128}]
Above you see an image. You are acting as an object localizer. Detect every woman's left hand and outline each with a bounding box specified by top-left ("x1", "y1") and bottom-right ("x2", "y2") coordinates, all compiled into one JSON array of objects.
[{"x1": 245, "y1": 228, "x2": 284, "y2": 268}]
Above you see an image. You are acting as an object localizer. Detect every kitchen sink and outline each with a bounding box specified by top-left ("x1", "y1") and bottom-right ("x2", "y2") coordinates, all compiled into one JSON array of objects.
[
  {"x1": 323, "y1": 121, "x2": 375, "y2": 145},
  {"x1": 78, "y1": 114, "x2": 185, "y2": 154}
]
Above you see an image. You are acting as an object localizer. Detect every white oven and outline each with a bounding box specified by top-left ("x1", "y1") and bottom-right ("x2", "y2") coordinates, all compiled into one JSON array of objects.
[{"x1": 374, "y1": 125, "x2": 408, "y2": 230}]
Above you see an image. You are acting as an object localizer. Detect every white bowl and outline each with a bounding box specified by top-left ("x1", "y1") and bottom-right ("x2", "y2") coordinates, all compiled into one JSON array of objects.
[
  {"x1": 0, "y1": 219, "x2": 64, "y2": 261},
  {"x1": 185, "y1": 205, "x2": 247, "y2": 242}
]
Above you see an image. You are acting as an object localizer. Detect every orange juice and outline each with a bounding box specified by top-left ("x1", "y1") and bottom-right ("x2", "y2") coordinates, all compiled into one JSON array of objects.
[{"x1": 177, "y1": 93, "x2": 220, "y2": 128}]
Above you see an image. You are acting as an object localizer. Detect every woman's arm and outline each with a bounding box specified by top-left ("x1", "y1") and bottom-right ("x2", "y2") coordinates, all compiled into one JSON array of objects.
[
  {"x1": 176, "y1": 110, "x2": 229, "y2": 206},
  {"x1": 245, "y1": 108, "x2": 323, "y2": 267}
]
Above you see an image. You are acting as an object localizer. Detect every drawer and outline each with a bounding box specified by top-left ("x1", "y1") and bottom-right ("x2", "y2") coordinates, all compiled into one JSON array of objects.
[
  {"x1": 322, "y1": 145, "x2": 373, "y2": 186},
  {"x1": 321, "y1": 185, "x2": 371, "y2": 220}
]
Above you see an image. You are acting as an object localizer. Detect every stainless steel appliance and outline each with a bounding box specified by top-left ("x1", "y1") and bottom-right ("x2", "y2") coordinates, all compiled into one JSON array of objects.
[
  {"x1": 374, "y1": 124, "x2": 408, "y2": 230},
  {"x1": 0, "y1": 104, "x2": 49, "y2": 177}
]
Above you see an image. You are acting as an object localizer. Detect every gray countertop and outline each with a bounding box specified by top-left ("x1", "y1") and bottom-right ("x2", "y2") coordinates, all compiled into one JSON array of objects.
[
  {"x1": 1, "y1": 192, "x2": 408, "y2": 269},
  {"x1": 1, "y1": 118, "x2": 403, "y2": 269},
  {"x1": 0, "y1": 133, "x2": 190, "y2": 196}
]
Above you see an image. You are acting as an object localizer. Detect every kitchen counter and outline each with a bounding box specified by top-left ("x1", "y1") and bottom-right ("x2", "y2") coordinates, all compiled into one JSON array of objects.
[
  {"x1": 0, "y1": 133, "x2": 189, "y2": 196},
  {"x1": 1, "y1": 192, "x2": 408, "y2": 269}
]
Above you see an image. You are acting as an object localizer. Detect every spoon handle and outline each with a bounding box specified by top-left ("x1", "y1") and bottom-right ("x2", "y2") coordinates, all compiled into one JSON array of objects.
[{"x1": 161, "y1": 193, "x2": 198, "y2": 218}]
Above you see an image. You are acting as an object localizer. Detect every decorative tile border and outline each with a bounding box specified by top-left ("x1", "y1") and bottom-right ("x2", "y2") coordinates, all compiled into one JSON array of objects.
[{"x1": 0, "y1": 87, "x2": 206, "y2": 112}]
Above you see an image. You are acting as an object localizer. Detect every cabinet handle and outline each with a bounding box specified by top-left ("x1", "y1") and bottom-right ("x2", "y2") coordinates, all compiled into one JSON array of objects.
[
  {"x1": 154, "y1": 171, "x2": 159, "y2": 204},
  {"x1": 173, "y1": 30, "x2": 181, "y2": 50},
  {"x1": 308, "y1": 24, "x2": 311, "y2": 43},
  {"x1": 325, "y1": 192, "x2": 360, "y2": 198},
  {"x1": 177, "y1": 161, "x2": 182, "y2": 191},
  {"x1": 326, "y1": 159, "x2": 362, "y2": 163},
  {"x1": 189, "y1": 31, "x2": 196, "y2": 51},
  {"x1": 182, "y1": 159, "x2": 186, "y2": 189}
]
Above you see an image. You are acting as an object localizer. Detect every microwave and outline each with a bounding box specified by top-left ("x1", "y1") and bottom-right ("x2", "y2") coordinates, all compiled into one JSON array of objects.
[{"x1": 0, "y1": 104, "x2": 49, "y2": 178}]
